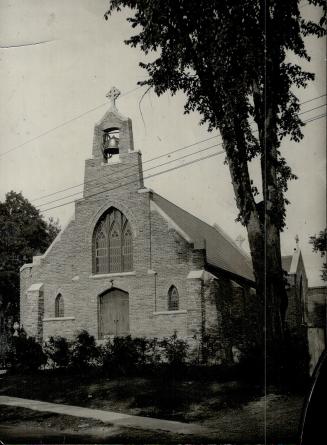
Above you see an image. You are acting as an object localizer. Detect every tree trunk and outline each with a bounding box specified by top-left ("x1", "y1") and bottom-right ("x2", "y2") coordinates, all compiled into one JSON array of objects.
[
  {"x1": 221, "y1": 125, "x2": 286, "y2": 359},
  {"x1": 185, "y1": 34, "x2": 287, "y2": 355}
]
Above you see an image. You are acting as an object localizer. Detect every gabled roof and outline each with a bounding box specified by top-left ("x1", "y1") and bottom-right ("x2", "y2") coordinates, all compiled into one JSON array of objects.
[
  {"x1": 282, "y1": 255, "x2": 293, "y2": 273},
  {"x1": 282, "y1": 249, "x2": 302, "y2": 275},
  {"x1": 151, "y1": 192, "x2": 254, "y2": 282}
]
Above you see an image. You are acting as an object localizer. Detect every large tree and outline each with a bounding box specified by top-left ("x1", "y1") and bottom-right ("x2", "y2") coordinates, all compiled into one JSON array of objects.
[
  {"x1": 310, "y1": 228, "x2": 327, "y2": 281},
  {"x1": 0, "y1": 191, "x2": 60, "y2": 321},
  {"x1": 105, "y1": 0, "x2": 326, "y2": 346}
]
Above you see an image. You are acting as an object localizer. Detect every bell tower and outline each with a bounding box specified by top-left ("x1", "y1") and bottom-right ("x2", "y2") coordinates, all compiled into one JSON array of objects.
[{"x1": 83, "y1": 87, "x2": 143, "y2": 197}]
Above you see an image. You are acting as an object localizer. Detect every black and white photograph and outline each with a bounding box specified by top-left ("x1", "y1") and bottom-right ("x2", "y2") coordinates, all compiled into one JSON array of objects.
[{"x1": 0, "y1": 1, "x2": 326, "y2": 443}]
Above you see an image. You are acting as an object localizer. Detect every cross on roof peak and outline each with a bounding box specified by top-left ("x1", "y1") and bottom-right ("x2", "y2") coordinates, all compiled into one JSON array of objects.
[{"x1": 106, "y1": 86, "x2": 121, "y2": 109}]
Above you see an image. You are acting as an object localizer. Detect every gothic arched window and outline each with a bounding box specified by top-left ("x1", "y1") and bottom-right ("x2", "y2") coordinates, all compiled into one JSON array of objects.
[
  {"x1": 55, "y1": 294, "x2": 64, "y2": 318},
  {"x1": 168, "y1": 286, "x2": 179, "y2": 311},
  {"x1": 93, "y1": 208, "x2": 133, "y2": 274}
]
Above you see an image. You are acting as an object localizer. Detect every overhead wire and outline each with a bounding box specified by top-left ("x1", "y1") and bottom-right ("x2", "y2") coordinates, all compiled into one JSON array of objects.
[
  {"x1": 32, "y1": 95, "x2": 326, "y2": 204},
  {"x1": 38, "y1": 112, "x2": 326, "y2": 214},
  {"x1": 36, "y1": 102, "x2": 326, "y2": 208},
  {"x1": 31, "y1": 134, "x2": 219, "y2": 203},
  {"x1": 36, "y1": 141, "x2": 223, "y2": 208},
  {"x1": 0, "y1": 85, "x2": 144, "y2": 158}
]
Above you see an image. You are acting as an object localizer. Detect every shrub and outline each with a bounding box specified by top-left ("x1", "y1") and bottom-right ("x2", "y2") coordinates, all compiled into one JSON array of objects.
[
  {"x1": 160, "y1": 332, "x2": 189, "y2": 375},
  {"x1": 102, "y1": 335, "x2": 142, "y2": 375},
  {"x1": 7, "y1": 330, "x2": 47, "y2": 372},
  {"x1": 145, "y1": 337, "x2": 163, "y2": 367},
  {"x1": 70, "y1": 330, "x2": 100, "y2": 370},
  {"x1": 44, "y1": 336, "x2": 71, "y2": 369},
  {"x1": 132, "y1": 336, "x2": 149, "y2": 367},
  {"x1": 200, "y1": 332, "x2": 225, "y2": 365}
]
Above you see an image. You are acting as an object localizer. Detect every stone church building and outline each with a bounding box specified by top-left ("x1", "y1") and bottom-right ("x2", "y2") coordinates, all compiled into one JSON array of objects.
[{"x1": 20, "y1": 87, "x2": 312, "y2": 363}]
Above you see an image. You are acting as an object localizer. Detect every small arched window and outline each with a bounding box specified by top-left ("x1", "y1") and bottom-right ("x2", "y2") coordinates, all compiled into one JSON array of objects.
[
  {"x1": 168, "y1": 286, "x2": 179, "y2": 311},
  {"x1": 55, "y1": 294, "x2": 64, "y2": 318},
  {"x1": 93, "y1": 208, "x2": 133, "y2": 274}
]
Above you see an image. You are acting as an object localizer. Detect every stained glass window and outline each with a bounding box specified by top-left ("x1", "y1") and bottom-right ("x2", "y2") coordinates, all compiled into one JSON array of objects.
[
  {"x1": 95, "y1": 229, "x2": 107, "y2": 273},
  {"x1": 122, "y1": 221, "x2": 133, "y2": 271},
  {"x1": 168, "y1": 286, "x2": 179, "y2": 311},
  {"x1": 55, "y1": 294, "x2": 64, "y2": 318},
  {"x1": 93, "y1": 208, "x2": 133, "y2": 273}
]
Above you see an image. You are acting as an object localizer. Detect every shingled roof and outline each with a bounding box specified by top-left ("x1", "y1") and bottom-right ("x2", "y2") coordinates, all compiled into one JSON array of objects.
[
  {"x1": 151, "y1": 192, "x2": 254, "y2": 282},
  {"x1": 282, "y1": 255, "x2": 293, "y2": 273}
]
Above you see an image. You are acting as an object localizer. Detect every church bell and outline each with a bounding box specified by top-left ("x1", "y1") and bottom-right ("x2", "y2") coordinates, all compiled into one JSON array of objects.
[{"x1": 103, "y1": 134, "x2": 119, "y2": 159}]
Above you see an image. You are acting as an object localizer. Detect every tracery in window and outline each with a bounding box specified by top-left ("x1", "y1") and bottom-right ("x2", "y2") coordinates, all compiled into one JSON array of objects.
[
  {"x1": 55, "y1": 294, "x2": 64, "y2": 318},
  {"x1": 93, "y1": 208, "x2": 133, "y2": 274},
  {"x1": 168, "y1": 286, "x2": 179, "y2": 311}
]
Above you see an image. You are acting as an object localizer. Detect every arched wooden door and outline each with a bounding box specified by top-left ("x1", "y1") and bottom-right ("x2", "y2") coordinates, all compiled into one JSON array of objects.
[{"x1": 98, "y1": 288, "x2": 129, "y2": 339}]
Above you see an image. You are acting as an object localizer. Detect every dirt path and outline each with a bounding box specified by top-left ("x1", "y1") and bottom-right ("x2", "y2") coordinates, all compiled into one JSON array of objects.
[
  {"x1": 0, "y1": 392, "x2": 304, "y2": 443},
  {"x1": 0, "y1": 406, "x2": 212, "y2": 443}
]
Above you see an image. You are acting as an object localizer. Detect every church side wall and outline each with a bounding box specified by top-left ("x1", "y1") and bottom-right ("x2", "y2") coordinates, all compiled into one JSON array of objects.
[{"x1": 148, "y1": 206, "x2": 205, "y2": 339}]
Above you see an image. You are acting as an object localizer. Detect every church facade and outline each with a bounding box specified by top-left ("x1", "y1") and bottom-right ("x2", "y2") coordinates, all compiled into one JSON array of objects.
[{"x1": 20, "y1": 88, "x2": 286, "y2": 361}]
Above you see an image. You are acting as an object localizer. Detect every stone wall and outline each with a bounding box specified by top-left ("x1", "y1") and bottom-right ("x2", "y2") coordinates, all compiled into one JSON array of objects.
[
  {"x1": 43, "y1": 317, "x2": 77, "y2": 340},
  {"x1": 20, "y1": 174, "x2": 205, "y2": 342}
]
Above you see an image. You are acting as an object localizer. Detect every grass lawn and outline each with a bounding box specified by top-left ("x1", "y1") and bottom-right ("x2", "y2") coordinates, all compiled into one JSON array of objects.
[{"x1": 0, "y1": 370, "x2": 305, "y2": 442}]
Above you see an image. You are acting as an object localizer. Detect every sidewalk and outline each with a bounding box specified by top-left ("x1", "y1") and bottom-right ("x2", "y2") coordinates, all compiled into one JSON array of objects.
[{"x1": 0, "y1": 395, "x2": 211, "y2": 436}]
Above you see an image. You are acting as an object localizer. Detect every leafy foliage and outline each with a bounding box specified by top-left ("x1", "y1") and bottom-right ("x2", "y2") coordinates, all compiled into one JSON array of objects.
[
  {"x1": 310, "y1": 228, "x2": 327, "y2": 281},
  {"x1": 0, "y1": 191, "x2": 60, "y2": 319},
  {"x1": 7, "y1": 330, "x2": 47, "y2": 372},
  {"x1": 105, "y1": 1, "x2": 326, "y2": 343},
  {"x1": 70, "y1": 330, "x2": 100, "y2": 370},
  {"x1": 101, "y1": 334, "x2": 189, "y2": 376},
  {"x1": 102, "y1": 335, "x2": 144, "y2": 375},
  {"x1": 44, "y1": 336, "x2": 71, "y2": 369},
  {"x1": 201, "y1": 332, "x2": 225, "y2": 365},
  {"x1": 105, "y1": 0, "x2": 325, "y2": 227},
  {"x1": 160, "y1": 332, "x2": 189, "y2": 369}
]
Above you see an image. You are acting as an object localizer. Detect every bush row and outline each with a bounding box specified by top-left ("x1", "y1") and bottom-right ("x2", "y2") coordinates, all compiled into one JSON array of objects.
[
  {"x1": 6, "y1": 328, "x2": 309, "y2": 387},
  {"x1": 6, "y1": 330, "x2": 191, "y2": 375}
]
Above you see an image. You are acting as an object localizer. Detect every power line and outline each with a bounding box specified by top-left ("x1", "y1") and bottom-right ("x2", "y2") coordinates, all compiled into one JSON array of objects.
[
  {"x1": 0, "y1": 85, "x2": 144, "y2": 158},
  {"x1": 300, "y1": 93, "x2": 326, "y2": 105},
  {"x1": 299, "y1": 103, "x2": 326, "y2": 115},
  {"x1": 39, "y1": 112, "x2": 326, "y2": 214},
  {"x1": 32, "y1": 134, "x2": 219, "y2": 203},
  {"x1": 36, "y1": 107, "x2": 326, "y2": 210},
  {"x1": 33, "y1": 95, "x2": 326, "y2": 204},
  {"x1": 37, "y1": 141, "x2": 223, "y2": 208},
  {"x1": 36, "y1": 102, "x2": 326, "y2": 208},
  {"x1": 1, "y1": 88, "x2": 325, "y2": 162},
  {"x1": 302, "y1": 112, "x2": 327, "y2": 123},
  {"x1": 41, "y1": 149, "x2": 225, "y2": 214}
]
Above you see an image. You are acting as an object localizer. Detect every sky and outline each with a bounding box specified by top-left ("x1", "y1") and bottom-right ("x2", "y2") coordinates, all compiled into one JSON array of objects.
[{"x1": 0, "y1": 0, "x2": 326, "y2": 286}]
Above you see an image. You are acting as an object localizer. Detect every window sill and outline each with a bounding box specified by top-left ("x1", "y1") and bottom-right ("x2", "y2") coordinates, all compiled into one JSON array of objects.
[
  {"x1": 153, "y1": 310, "x2": 187, "y2": 316},
  {"x1": 43, "y1": 316, "x2": 75, "y2": 322},
  {"x1": 89, "y1": 271, "x2": 136, "y2": 279}
]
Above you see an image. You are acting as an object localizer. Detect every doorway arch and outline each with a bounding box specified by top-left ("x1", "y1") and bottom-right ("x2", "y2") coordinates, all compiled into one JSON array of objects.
[{"x1": 98, "y1": 288, "x2": 129, "y2": 339}]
